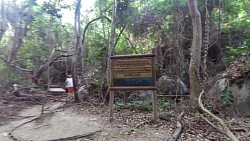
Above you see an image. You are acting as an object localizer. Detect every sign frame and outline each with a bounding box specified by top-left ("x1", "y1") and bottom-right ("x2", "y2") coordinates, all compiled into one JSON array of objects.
[
  {"x1": 110, "y1": 54, "x2": 156, "y2": 90},
  {"x1": 109, "y1": 54, "x2": 157, "y2": 123}
]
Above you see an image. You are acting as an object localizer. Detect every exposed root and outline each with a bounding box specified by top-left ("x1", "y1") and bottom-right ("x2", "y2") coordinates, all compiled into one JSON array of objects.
[
  {"x1": 198, "y1": 90, "x2": 239, "y2": 141},
  {"x1": 8, "y1": 94, "x2": 46, "y2": 141},
  {"x1": 47, "y1": 130, "x2": 101, "y2": 141}
]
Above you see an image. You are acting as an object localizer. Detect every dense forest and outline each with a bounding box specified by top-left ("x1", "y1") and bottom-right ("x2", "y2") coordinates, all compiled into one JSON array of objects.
[{"x1": 0, "y1": 0, "x2": 249, "y2": 140}]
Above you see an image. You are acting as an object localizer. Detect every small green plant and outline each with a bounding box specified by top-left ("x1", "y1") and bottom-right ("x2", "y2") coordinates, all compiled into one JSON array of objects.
[
  {"x1": 133, "y1": 100, "x2": 152, "y2": 111},
  {"x1": 220, "y1": 87, "x2": 234, "y2": 107},
  {"x1": 115, "y1": 101, "x2": 125, "y2": 109},
  {"x1": 130, "y1": 126, "x2": 139, "y2": 132},
  {"x1": 195, "y1": 111, "x2": 200, "y2": 117},
  {"x1": 158, "y1": 99, "x2": 171, "y2": 112},
  {"x1": 166, "y1": 111, "x2": 174, "y2": 118},
  {"x1": 224, "y1": 45, "x2": 250, "y2": 62}
]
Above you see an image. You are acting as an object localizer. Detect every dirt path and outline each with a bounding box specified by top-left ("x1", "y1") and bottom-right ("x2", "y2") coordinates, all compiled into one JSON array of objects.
[
  {"x1": 0, "y1": 101, "x2": 170, "y2": 141},
  {"x1": 0, "y1": 102, "x2": 103, "y2": 141},
  {"x1": 1, "y1": 95, "x2": 249, "y2": 141}
]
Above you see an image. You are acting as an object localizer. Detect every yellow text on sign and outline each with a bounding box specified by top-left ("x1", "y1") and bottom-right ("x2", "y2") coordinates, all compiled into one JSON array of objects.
[{"x1": 113, "y1": 58, "x2": 153, "y2": 79}]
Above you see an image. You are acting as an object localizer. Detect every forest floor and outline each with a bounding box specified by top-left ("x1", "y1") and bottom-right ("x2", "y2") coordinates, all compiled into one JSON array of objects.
[{"x1": 0, "y1": 92, "x2": 249, "y2": 141}]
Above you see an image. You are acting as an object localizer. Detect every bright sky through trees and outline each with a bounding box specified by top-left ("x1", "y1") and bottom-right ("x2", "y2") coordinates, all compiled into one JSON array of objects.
[
  {"x1": 37, "y1": 0, "x2": 96, "y2": 24},
  {"x1": 1, "y1": 0, "x2": 95, "y2": 24}
]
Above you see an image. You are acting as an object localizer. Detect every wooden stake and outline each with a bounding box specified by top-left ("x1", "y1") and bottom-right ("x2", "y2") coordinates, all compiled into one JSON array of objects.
[
  {"x1": 109, "y1": 91, "x2": 114, "y2": 122},
  {"x1": 152, "y1": 90, "x2": 157, "y2": 123}
]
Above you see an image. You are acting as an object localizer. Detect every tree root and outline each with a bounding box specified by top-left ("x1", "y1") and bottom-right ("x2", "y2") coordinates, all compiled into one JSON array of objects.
[
  {"x1": 198, "y1": 90, "x2": 239, "y2": 141},
  {"x1": 47, "y1": 130, "x2": 101, "y2": 141},
  {"x1": 8, "y1": 94, "x2": 46, "y2": 141},
  {"x1": 167, "y1": 111, "x2": 185, "y2": 141}
]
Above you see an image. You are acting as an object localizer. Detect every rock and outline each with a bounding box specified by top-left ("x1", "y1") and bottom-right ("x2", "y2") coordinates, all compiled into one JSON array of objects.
[
  {"x1": 138, "y1": 90, "x2": 152, "y2": 99},
  {"x1": 157, "y1": 75, "x2": 189, "y2": 95},
  {"x1": 208, "y1": 78, "x2": 250, "y2": 116},
  {"x1": 229, "y1": 80, "x2": 250, "y2": 116}
]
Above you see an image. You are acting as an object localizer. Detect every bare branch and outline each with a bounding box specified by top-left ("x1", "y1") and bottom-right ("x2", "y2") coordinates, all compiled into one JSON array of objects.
[
  {"x1": 82, "y1": 16, "x2": 111, "y2": 45},
  {"x1": 114, "y1": 25, "x2": 126, "y2": 48}
]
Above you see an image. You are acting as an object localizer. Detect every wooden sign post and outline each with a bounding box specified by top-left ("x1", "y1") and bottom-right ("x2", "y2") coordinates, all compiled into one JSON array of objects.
[{"x1": 109, "y1": 54, "x2": 157, "y2": 123}]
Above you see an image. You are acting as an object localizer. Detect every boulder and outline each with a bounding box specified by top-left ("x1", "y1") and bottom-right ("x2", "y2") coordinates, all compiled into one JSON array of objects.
[
  {"x1": 229, "y1": 80, "x2": 250, "y2": 116},
  {"x1": 157, "y1": 75, "x2": 189, "y2": 95},
  {"x1": 208, "y1": 78, "x2": 250, "y2": 116}
]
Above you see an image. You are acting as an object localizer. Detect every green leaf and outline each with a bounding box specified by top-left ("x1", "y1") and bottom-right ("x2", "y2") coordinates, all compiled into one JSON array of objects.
[
  {"x1": 195, "y1": 111, "x2": 200, "y2": 117},
  {"x1": 220, "y1": 87, "x2": 234, "y2": 107}
]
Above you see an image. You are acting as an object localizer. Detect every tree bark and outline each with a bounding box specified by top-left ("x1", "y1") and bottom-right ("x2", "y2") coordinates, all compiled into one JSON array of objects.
[
  {"x1": 108, "y1": 0, "x2": 117, "y2": 84},
  {"x1": 187, "y1": 0, "x2": 202, "y2": 109},
  {"x1": 71, "y1": 0, "x2": 82, "y2": 102},
  {"x1": 108, "y1": 0, "x2": 117, "y2": 122},
  {"x1": 0, "y1": 0, "x2": 6, "y2": 41}
]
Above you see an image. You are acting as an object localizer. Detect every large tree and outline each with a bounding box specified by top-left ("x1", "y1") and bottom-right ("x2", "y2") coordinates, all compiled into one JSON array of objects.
[
  {"x1": 1, "y1": 0, "x2": 34, "y2": 93},
  {"x1": 71, "y1": 0, "x2": 82, "y2": 102},
  {"x1": 187, "y1": 0, "x2": 202, "y2": 109}
]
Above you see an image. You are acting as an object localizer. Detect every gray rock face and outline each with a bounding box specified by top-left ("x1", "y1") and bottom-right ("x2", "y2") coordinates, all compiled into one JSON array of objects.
[
  {"x1": 157, "y1": 75, "x2": 189, "y2": 95},
  {"x1": 229, "y1": 80, "x2": 250, "y2": 116},
  {"x1": 209, "y1": 78, "x2": 250, "y2": 116}
]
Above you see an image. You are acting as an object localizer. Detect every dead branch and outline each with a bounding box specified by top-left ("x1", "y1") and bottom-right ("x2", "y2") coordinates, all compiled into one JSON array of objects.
[
  {"x1": 167, "y1": 111, "x2": 185, "y2": 141},
  {"x1": 0, "y1": 57, "x2": 33, "y2": 72},
  {"x1": 198, "y1": 90, "x2": 239, "y2": 141},
  {"x1": 1, "y1": 54, "x2": 73, "y2": 84},
  {"x1": 32, "y1": 53, "x2": 73, "y2": 84},
  {"x1": 47, "y1": 130, "x2": 101, "y2": 141}
]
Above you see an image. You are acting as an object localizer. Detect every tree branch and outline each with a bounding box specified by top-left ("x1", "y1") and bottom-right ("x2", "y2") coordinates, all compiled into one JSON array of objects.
[
  {"x1": 114, "y1": 25, "x2": 126, "y2": 48},
  {"x1": 32, "y1": 54, "x2": 73, "y2": 84},
  {"x1": 0, "y1": 57, "x2": 32, "y2": 72},
  {"x1": 121, "y1": 32, "x2": 138, "y2": 54},
  {"x1": 82, "y1": 16, "x2": 111, "y2": 45}
]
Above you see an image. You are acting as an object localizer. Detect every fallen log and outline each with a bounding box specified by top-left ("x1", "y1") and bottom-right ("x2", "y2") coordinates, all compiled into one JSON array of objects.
[{"x1": 167, "y1": 111, "x2": 185, "y2": 141}]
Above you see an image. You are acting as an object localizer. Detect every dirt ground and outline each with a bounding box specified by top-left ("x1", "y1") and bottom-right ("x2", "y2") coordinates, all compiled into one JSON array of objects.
[
  {"x1": 0, "y1": 92, "x2": 249, "y2": 141},
  {"x1": 0, "y1": 92, "x2": 171, "y2": 141}
]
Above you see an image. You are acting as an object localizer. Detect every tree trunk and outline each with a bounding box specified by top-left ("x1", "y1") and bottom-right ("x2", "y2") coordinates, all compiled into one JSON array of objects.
[
  {"x1": 71, "y1": 0, "x2": 82, "y2": 102},
  {"x1": 108, "y1": 0, "x2": 117, "y2": 122},
  {"x1": 108, "y1": 0, "x2": 117, "y2": 83},
  {"x1": 187, "y1": 0, "x2": 202, "y2": 109},
  {"x1": 1, "y1": 1, "x2": 30, "y2": 93},
  {"x1": 0, "y1": 0, "x2": 6, "y2": 41}
]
